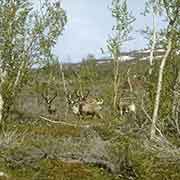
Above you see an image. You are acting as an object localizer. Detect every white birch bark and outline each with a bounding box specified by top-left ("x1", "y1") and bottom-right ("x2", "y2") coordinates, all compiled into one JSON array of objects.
[
  {"x1": 0, "y1": 69, "x2": 7, "y2": 123},
  {"x1": 151, "y1": 36, "x2": 172, "y2": 139},
  {"x1": 12, "y1": 60, "x2": 26, "y2": 97},
  {"x1": 113, "y1": 54, "x2": 120, "y2": 110},
  {"x1": 127, "y1": 68, "x2": 133, "y2": 93},
  {"x1": 59, "y1": 61, "x2": 69, "y2": 120},
  {"x1": 149, "y1": 11, "x2": 157, "y2": 74},
  {"x1": 0, "y1": 93, "x2": 4, "y2": 123},
  {"x1": 172, "y1": 70, "x2": 180, "y2": 135}
]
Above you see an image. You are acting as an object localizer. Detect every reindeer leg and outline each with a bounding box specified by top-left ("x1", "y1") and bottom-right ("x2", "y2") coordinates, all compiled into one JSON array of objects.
[
  {"x1": 76, "y1": 114, "x2": 81, "y2": 127},
  {"x1": 96, "y1": 112, "x2": 103, "y2": 119},
  {"x1": 120, "y1": 106, "x2": 123, "y2": 116}
]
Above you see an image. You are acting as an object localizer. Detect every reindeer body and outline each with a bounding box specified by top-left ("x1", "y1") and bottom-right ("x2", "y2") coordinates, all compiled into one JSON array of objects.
[
  {"x1": 79, "y1": 99, "x2": 103, "y2": 118},
  {"x1": 68, "y1": 92, "x2": 103, "y2": 119},
  {"x1": 118, "y1": 100, "x2": 136, "y2": 116}
]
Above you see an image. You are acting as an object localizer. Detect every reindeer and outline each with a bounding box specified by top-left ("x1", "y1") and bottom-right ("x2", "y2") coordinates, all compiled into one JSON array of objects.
[
  {"x1": 117, "y1": 69, "x2": 140, "y2": 117},
  {"x1": 67, "y1": 90, "x2": 104, "y2": 119},
  {"x1": 117, "y1": 98, "x2": 136, "y2": 116},
  {"x1": 41, "y1": 92, "x2": 57, "y2": 115}
]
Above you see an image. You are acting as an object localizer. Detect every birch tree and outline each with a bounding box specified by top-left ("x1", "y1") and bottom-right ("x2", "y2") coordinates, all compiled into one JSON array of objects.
[
  {"x1": 107, "y1": 0, "x2": 135, "y2": 110},
  {"x1": 150, "y1": 0, "x2": 180, "y2": 139},
  {"x1": 0, "y1": 0, "x2": 67, "y2": 125},
  {"x1": 143, "y1": 0, "x2": 163, "y2": 74}
]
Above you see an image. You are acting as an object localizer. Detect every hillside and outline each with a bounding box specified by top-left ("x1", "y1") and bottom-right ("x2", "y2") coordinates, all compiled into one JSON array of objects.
[
  {"x1": 0, "y1": 51, "x2": 180, "y2": 180},
  {"x1": 0, "y1": 0, "x2": 179, "y2": 179},
  {"x1": 95, "y1": 48, "x2": 166, "y2": 64}
]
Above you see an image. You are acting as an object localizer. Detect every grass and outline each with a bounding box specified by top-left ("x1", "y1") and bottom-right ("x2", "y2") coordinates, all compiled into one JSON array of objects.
[
  {"x1": 0, "y1": 120, "x2": 117, "y2": 180},
  {"x1": 1, "y1": 159, "x2": 95, "y2": 180},
  {"x1": 1, "y1": 57, "x2": 180, "y2": 180},
  {"x1": 1, "y1": 116, "x2": 180, "y2": 180}
]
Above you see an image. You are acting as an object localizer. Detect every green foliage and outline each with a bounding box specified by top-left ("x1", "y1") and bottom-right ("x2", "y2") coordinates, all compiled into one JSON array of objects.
[
  {"x1": 145, "y1": 55, "x2": 180, "y2": 122},
  {"x1": 80, "y1": 55, "x2": 98, "y2": 84},
  {"x1": 131, "y1": 150, "x2": 180, "y2": 180},
  {"x1": 161, "y1": 0, "x2": 180, "y2": 48},
  {"x1": 142, "y1": 0, "x2": 180, "y2": 48},
  {"x1": 33, "y1": 56, "x2": 60, "y2": 96},
  {"x1": 107, "y1": 0, "x2": 135, "y2": 57},
  {"x1": 0, "y1": 0, "x2": 67, "y2": 120},
  {"x1": 0, "y1": 58, "x2": 180, "y2": 180},
  {"x1": 106, "y1": 0, "x2": 136, "y2": 111},
  {"x1": 141, "y1": 27, "x2": 167, "y2": 49},
  {"x1": 70, "y1": 54, "x2": 98, "y2": 93}
]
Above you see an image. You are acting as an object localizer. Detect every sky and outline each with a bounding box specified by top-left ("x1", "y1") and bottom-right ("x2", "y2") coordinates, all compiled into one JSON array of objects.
[{"x1": 34, "y1": 0, "x2": 166, "y2": 63}]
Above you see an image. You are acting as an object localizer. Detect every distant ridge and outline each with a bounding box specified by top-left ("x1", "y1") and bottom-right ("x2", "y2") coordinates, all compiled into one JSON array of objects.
[{"x1": 96, "y1": 48, "x2": 166, "y2": 64}]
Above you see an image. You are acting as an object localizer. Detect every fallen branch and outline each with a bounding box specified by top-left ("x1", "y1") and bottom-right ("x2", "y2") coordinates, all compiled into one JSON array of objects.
[{"x1": 39, "y1": 116, "x2": 90, "y2": 128}]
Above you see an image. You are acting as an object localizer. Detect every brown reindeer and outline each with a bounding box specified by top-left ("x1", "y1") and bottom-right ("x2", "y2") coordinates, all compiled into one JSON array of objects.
[{"x1": 67, "y1": 90, "x2": 104, "y2": 119}]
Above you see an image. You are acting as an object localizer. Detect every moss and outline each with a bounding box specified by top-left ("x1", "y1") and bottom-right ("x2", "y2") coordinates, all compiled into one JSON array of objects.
[
  {"x1": 132, "y1": 151, "x2": 180, "y2": 180},
  {"x1": 29, "y1": 125, "x2": 81, "y2": 138},
  {"x1": 6, "y1": 121, "x2": 81, "y2": 138},
  {"x1": 93, "y1": 125, "x2": 116, "y2": 140},
  {"x1": 36, "y1": 160, "x2": 95, "y2": 180},
  {"x1": 0, "y1": 159, "x2": 115, "y2": 180},
  {"x1": 1, "y1": 56, "x2": 180, "y2": 180}
]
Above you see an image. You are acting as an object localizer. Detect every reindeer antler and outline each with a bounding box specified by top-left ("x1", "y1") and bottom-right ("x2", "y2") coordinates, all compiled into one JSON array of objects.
[
  {"x1": 48, "y1": 92, "x2": 57, "y2": 104},
  {"x1": 41, "y1": 92, "x2": 49, "y2": 104},
  {"x1": 81, "y1": 90, "x2": 90, "y2": 101},
  {"x1": 84, "y1": 90, "x2": 90, "y2": 98},
  {"x1": 41, "y1": 91, "x2": 57, "y2": 105}
]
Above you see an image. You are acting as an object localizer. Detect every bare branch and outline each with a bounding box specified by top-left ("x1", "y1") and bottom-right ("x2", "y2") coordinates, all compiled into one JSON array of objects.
[{"x1": 39, "y1": 116, "x2": 90, "y2": 128}]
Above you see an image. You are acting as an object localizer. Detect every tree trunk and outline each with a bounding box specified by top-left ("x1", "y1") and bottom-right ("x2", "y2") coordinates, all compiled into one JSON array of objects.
[
  {"x1": 150, "y1": 37, "x2": 172, "y2": 139},
  {"x1": 0, "y1": 93, "x2": 4, "y2": 124},
  {"x1": 172, "y1": 70, "x2": 180, "y2": 135},
  {"x1": 127, "y1": 68, "x2": 133, "y2": 93},
  {"x1": 113, "y1": 56, "x2": 120, "y2": 110},
  {"x1": 149, "y1": 12, "x2": 157, "y2": 75},
  {"x1": 12, "y1": 60, "x2": 26, "y2": 95},
  {"x1": 59, "y1": 61, "x2": 68, "y2": 120},
  {"x1": 0, "y1": 69, "x2": 6, "y2": 126}
]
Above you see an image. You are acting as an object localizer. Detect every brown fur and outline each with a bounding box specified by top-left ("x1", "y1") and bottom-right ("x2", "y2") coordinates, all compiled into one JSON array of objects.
[{"x1": 68, "y1": 92, "x2": 103, "y2": 119}]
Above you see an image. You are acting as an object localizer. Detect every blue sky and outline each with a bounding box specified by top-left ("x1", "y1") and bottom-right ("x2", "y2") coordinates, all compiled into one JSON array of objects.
[{"x1": 35, "y1": 0, "x2": 165, "y2": 62}]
